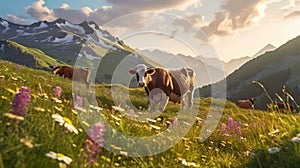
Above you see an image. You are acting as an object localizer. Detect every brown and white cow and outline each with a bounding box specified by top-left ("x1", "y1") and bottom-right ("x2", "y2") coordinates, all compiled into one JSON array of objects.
[
  {"x1": 50, "y1": 65, "x2": 91, "y2": 86},
  {"x1": 129, "y1": 64, "x2": 196, "y2": 111},
  {"x1": 236, "y1": 98, "x2": 256, "y2": 109}
]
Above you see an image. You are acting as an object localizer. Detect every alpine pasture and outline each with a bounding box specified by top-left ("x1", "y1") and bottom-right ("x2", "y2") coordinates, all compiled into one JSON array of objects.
[{"x1": 0, "y1": 59, "x2": 299, "y2": 167}]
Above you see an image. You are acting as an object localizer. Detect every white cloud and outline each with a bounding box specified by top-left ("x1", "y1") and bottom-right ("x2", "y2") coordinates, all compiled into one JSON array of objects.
[
  {"x1": 5, "y1": 14, "x2": 28, "y2": 25},
  {"x1": 25, "y1": 0, "x2": 55, "y2": 21}
]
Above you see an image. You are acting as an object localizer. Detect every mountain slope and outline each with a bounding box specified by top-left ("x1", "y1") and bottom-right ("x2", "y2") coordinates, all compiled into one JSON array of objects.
[
  {"x1": 253, "y1": 44, "x2": 276, "y2": 58},
  {"x1": 199, "y1": 35, "x2": 300, "y2": 109},
  {"x1": 0, "y1": 39, "x2": 63, "y2": 69}
]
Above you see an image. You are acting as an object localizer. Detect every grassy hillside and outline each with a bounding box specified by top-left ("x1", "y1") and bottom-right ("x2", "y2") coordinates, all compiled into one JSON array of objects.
[
  {"x1": 0, "y1": 39, "x2": 64, "y2": 69},
  {"x1": 0, "y1": 59, "x2": 300, "y2": 167}
]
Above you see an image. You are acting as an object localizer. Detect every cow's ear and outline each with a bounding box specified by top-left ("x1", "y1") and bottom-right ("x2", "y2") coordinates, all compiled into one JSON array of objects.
[
  {"x1": 146, "y1": 68, "x2": 156, "y2": 75},
  {"x1": 128, "y1": 68, "x2": 136, "y2": 75},
  {"x1": 49, "y1": 65, "x2": 53, "y2": 69}
]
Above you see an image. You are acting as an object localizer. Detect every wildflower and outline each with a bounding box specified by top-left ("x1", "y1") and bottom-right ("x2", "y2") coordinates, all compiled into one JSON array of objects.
[
  {"x1": 112, "y1": 105, "x2": 125, "y2": 112},
  {"x1": 83, "y1": 123, "x2": 106, "y2": 164},
  {"x1": 170, "y1": 117, "x2": 179, "y2": 128},
  {"x1": 236, "y1": 125, "x2": 242, "y2": 138},
  {"x1": 52, "y1": 86, "x2": 62, "y2": 98},
  {"x1": 291, "y1": 133, "x2": 300, "y2": 143},
  {"x1": 268, "y1": 129, "x2": 280, "y2": 136},
  {"x1": 16, "y1": 64, "x2": 21, "y2": 71},
  {"x1": 51, "y1": 114, "x2": 78, "y2": 134},
  {"x1": 89, "y1": 105, "x2": 103, "y2": 112},
  {"x1": 74, "y1": 96, "x2": 83, "y2": 107},
  {"x1": 221, "y1": 123, "x2": 227, "y2": 135},
  {"x1": 146, "y1": 118, "x2": 157, "y2": 123},
  {"x1": 128, "y1": 108, "x2": 134, "y2": 119},
  {"x1": 227, "y1": 116, "x2": 235, "y2": 131},
  {"x1": 268, "y1": 147, "x2": 280, "y2": 154},
  {"x1": 150, "y1": 124, "x2": 161, "y2": 130},
  {"x1": 3, "y1": 112, "x2": 24, "y2": 121},
  {"x1": 12, "y1": 86, "x2": 31, "y2": 117},
  {"x1": 45, "y1": 151, "x2": 72, "y2": 165},
  {"x1": 20, "y1": 137, "x2": 34, "y2": 148}
]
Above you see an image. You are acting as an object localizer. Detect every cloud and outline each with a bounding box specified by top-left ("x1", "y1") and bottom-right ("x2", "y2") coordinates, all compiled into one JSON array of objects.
[
  {"x1": 172, "y1": 0, "x2": 279, "y2": 40},
  {"x1": 284, "y1": 10, "x2": 300, "y2": 19},
  {"x1": 25, "y1": 0, "x2": 198, "y2": 25},
  {"x1": 106, "y1": 0, "x2": 198, "y2": 11},
  {"x1": 25, "y1": 0, "x2": 55, "y2": 21},
  {"x1": 5, "y1": 14, "x2": 28, "y2": 25}
]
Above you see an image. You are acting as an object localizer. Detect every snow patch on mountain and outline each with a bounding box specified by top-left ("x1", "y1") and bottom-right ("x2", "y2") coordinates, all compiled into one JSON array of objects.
[
  {"x1": 56, "y1": 22, "x2": 85, "y2": 34},
  {"x1": 22, "y1": 30, "x2": 48, "y2": 36},
  {"x1": 0, "y1": 44, "x2": 4, "y2": 51},
  {"x1": 36, "y1": 22, "x2": 48, "y2": 29},
  {"x1": 53, "y1": 34, "x2": 73, "y2": 43},
  {"x1": 1, "y1": 20, "x2": 10, "y2": 32}
]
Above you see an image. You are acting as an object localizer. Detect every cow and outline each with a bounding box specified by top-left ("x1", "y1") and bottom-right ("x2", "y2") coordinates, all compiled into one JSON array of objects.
[
  {"x1": 128, "y1": 64, "x2": 196, "y2": 111},
  {"x1": 49, "y1": 65, "x2": 91, "y2": 87},
  {"x1": 236, "y1": 98, "x2": 256, "y2": 109},
  {"x1": 274, "y1": 102, "x2": 295, "y2": 112}
]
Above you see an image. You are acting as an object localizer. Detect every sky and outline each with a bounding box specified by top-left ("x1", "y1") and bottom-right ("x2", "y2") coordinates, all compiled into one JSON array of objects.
[{"x1": 1, "y1": 0, "x2": 300, "y2": 62}]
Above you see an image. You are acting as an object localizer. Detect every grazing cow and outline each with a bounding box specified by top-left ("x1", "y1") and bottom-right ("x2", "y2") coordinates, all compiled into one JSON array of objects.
[
  {"x1": 129, "y1": 64, "x2": 196, "y2": 111},
  {"x1": 49, "y1": 65, "x2": 91, "y2": 86},
  {"x1": 237, "y1": 98, "x2": 256, "y2": 109},
  {"x1": 274, "y1": 102, "x2": 295, "y2": 112}
]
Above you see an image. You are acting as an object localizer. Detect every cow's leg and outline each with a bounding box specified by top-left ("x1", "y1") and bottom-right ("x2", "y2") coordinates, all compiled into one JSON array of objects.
[
  {"x1": 159, "y1": 92, "x2": 169, "y2": 111},
  {"x1": 148, "y1": 97, "x2": 156, "y2": 112},
  {"x1": 188, "y1": 85, "x2": 194, "y2": 110},
  {"x1": 188, "y1": 91, "x2": 193, "y2": 110},
  {"x1": 181, "y1": 97, "x2": 186, "y2": 111}
]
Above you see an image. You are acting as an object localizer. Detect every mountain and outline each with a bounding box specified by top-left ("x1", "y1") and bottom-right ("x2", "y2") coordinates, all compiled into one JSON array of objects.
[
  {"x1": 253, "y1": 44, "x2": 276, "y2": 58},
  {"x1": 223, "y1": 56, "x2": 252, "y2": 75},
  {"x1": 223, "y1": 44, "x2": 276, "y2": 75},
  {"x1": 0, "y1": 39, "x2": 64, "y2": 69},
  {"x1": 199, "y1": 36, "x2": 300, "y2": 110},
  {"x1": 0, "y1": 17, "x2": 159, "y2": 85}
]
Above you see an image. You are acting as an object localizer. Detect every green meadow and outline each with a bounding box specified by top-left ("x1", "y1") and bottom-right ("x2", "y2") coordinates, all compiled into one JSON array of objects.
[{"x1": 0, "y1": 59, "x2": 299, "y2": 167}]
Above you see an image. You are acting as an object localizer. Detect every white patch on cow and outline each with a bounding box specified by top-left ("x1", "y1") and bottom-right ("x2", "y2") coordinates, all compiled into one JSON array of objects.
[{"x1": 135, "y1": 64, "x2": 148, "y2": 85}]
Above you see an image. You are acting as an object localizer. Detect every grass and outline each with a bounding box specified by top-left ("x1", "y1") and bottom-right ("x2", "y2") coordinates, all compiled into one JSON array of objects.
[
  {"x1": 0, "y1": 59, "x2": 300, "y2": 167},
  {"x1": 0, "y1": 39, "x2": 64, "y2": 69}
]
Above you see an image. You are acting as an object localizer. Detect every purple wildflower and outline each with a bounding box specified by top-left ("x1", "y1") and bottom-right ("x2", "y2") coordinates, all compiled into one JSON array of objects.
[
  {"x1": 74, "y1": 96, "x2": 83, "y2": 107},
  {"x1": 52, "y1": 86, "x2": 62, "y2": 98},
  {"x1": 12, "y1": 86, "x2": 31, "y2": 117},
  {"x1": 227, "y1": 117, "x2": 235, "y2": 132},
  {"x1": 236, "y1": 125, "x2": 242, "y2": 138},
  {"x1": 221, "y1": 116, "x2": 243, "y2": 138},
  {"x1": 221, "y1": 123, "x2": 227, "y2": 135},
  {"x1": 16, "y1": 64, "x2": 21, "y2": 71},
  {"x1": 170, "y1": 117, "x2": 179, "y2": 128},
  {"x1": 83, "y1": 123, "x2": 106, "y2": 164},
  {"x1": 129, "y1": 109, "x2": 134, "y2": 119}
]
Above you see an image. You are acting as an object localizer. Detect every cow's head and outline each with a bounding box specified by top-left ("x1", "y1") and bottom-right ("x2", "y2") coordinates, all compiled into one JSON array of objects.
[
  {"x1": 128, "y1": 64, "x2": 155, "y2": 87},
  {"x1": 249, "y1": 98, "x2": 256, "y2": 104},
  {"x1": 49, "y1": 65, "x2": 61, "y2": 75}
]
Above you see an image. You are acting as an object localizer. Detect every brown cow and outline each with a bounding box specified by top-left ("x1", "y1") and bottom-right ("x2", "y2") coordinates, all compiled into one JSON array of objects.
[
  {"x1": 129, "y1": 64, "x2": 196, "y2": 111},
  {"x1": 237, "y1": 98, "x2": 256, "y2": 109},
  {"x1": 50, "y1": 65, "x2": 91, "y2": 86},
  {"x1": 274, "y1": 102, "x2": 295, "y2": 112}
]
